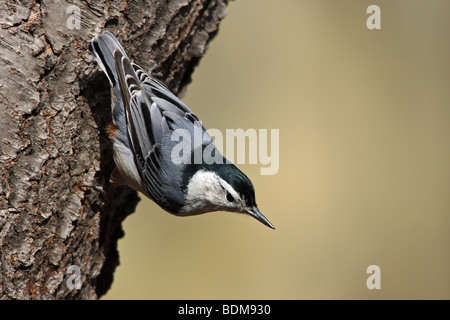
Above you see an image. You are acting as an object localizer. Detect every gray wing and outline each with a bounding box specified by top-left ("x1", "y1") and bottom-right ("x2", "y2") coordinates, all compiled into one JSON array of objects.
[{"x1": 113, "y1": 50, "x2": 199, "y2": 209}]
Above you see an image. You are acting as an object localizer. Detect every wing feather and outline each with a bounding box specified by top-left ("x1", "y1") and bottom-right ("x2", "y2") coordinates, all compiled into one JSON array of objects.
[{"x1": 113, "y1": 50, "x2": 199, "y2": 207}]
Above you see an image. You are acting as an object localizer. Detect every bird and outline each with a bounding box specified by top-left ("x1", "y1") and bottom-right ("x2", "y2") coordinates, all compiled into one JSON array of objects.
[{"x1": 90, "y1": 31, "x2": 274, "y2": 229}]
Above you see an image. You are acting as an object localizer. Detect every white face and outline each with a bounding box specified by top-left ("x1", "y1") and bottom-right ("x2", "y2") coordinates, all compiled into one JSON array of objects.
[{"x1": 180, "y1": 169, "x2": 248, "y2": 215}]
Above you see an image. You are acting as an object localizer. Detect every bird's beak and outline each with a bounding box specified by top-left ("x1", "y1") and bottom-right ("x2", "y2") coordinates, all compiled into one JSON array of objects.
[{"x1": 246, "y1": 206, "x2": 275, "y2": 229}]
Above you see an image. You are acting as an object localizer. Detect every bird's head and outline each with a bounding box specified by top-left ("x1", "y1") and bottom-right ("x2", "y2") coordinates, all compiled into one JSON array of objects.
[{"x1": 181, "y1": 163, "x2": 274, "y2": 229}]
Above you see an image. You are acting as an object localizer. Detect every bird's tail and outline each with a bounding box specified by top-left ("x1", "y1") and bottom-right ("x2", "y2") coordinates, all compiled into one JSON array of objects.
[
  {"x1": 91, "y1": 31, "x2": 131, "y2": 150},
  {"x1": 91, "y1": 31, "x2": 128, "y2": 87}
]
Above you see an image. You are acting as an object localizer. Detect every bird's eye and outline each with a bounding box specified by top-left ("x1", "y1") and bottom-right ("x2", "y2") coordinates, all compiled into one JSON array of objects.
[{"x1": 226, "y1": 192, "x2": 234, "y2": 202}]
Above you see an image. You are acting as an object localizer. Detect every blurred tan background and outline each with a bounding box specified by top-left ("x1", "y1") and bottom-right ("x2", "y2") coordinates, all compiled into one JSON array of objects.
[{"x1": 104, "y1": 0, "x2": 450, "y2": 299}]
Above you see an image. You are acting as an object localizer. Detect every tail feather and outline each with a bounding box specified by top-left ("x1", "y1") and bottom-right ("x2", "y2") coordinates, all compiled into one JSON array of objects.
[
  {"x1": 91, "y1": 31, "x2": 128, "y2": 87},
  {"x1": 91, "y1": 31, "x2": 130, "y2": 146}
]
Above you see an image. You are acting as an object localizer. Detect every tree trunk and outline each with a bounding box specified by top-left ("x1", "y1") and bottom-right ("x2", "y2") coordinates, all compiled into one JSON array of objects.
[{"x1": 0, "y1": 0, "x2": 227, "y2": 299}]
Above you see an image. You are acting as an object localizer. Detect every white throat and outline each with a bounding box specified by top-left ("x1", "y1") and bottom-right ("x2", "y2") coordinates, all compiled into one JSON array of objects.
[{"x1": 179, "y1": 169, "x2": 246, "y2": 216}]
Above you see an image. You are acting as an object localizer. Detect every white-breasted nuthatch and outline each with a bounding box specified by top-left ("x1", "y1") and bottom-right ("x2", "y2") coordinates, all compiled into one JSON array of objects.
[{"x1": 91, "y1": 31, "x2": 274, "y2": 229}]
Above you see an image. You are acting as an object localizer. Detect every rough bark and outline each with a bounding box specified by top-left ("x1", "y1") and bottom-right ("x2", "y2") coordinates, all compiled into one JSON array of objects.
[{"x1": 0, "y1": 0, "x2": 227, "y2": 299}]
